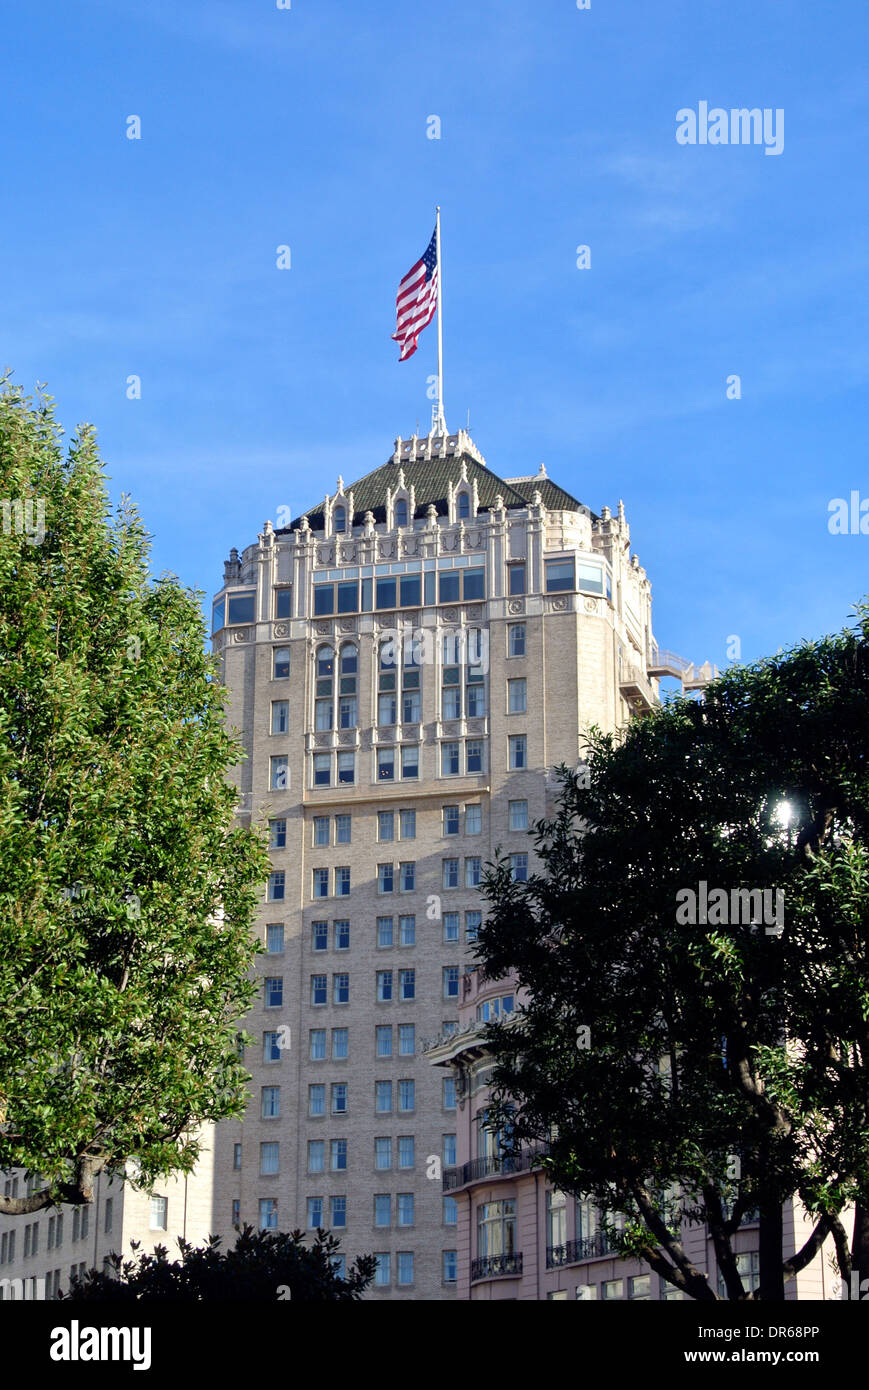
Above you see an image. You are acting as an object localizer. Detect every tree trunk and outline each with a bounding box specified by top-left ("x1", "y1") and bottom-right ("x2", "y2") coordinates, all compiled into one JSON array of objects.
[{"x1": 758, "y1": 1196, "x2": 785, "y2": 1300}]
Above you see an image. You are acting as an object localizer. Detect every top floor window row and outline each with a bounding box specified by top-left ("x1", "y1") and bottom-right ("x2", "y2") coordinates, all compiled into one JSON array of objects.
[{"x1": 214, "y1": 557, "x2": 613, "y2": 635}]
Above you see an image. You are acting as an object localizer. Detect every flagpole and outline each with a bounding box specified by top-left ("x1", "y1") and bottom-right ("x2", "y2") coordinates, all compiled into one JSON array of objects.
[{"x1": 436, "y1": 205, "x2": 445, "y2": 433}]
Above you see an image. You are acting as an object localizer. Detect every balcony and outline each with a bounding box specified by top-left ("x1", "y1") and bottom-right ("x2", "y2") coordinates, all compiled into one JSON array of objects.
[
  {"x1": 471, "y1": 1253, "x2": 523, "y2": 1282},
  {"x1": 443, "y1": 1144, "x2": 548, "y2": 1191},
  {"x1": 545, "y1": 1233, "x2": 618, "y2": 1267}
]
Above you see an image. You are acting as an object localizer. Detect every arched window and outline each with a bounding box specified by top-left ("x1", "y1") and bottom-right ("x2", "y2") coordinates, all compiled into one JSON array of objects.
[
  {"x1": 395, "y1": 498, "x2": 408, "y2": 528},
  {"x1": 334, "y1": 505, "x2": 346, "y2": 534},
  {"x1": 457, "y1": 492, "x2": 470, "y2": 520},
  {"x1": 338, "y1": 645, "x2": 357, "y2": 728},
  {"x1": 378, "y1": 640, "x2": 398, "y2": 726},
  {"x1": 314, "y1": 647, "x2": 334, "y2": 731}
]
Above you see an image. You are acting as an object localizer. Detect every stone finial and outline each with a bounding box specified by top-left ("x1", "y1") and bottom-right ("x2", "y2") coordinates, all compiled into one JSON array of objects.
[
  {"x1": 398, "y1": 468, "x2": 406, "y2": 490},
  {"x1": 495, "y1": 493, "x2": 504, "y2": 511},
  {"x1": 600, "y1": 505, "x2": 611, "y2": 521},
  {"x1": 426, "y1": 503, "x2": 438, "y2": 523},
  {"x1": 618, "y1": 499, "x2": 626, "y2": 522},
  {"x1": 263, "y1": 519, "x2": 273, "y2": 535},
  {"x1": 537, "y1": 462, "x2": 548, "y2": 478},
  {"x1": 299, "y1": 515, "x2": 310, "y2": 532},
  {"x1": 336, "y1": 475, "x2": 345, "y2": 494},
  {"x1": 532, "y1": 489, "x2": 542, "y2": 507},
  {"x1": 363, "y1": 510, "x2": 375, "y2": 534}
]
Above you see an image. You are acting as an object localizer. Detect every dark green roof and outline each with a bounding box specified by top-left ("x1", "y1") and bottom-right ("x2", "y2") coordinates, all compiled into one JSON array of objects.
[{"x1": 284, "y1": 451, "x2": 591, "y2": 531}]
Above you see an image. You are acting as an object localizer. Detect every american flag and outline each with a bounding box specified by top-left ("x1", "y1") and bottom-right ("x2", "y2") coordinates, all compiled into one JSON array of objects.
[{"x1": 392, "y1": 226, "x2": 438, "y2": 361}]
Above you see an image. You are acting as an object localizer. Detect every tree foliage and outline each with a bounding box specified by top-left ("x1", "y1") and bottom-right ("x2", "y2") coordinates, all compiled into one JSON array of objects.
[
  {"x1": 62, "y1": 1225, "x2": 376, "y2": 1301},
  {"x1": 0, "y1": 378, "x2": 270, "y2": 1214},
  {"x1": 477, "y1": 603, "x2": 869, "y2": 1299}
]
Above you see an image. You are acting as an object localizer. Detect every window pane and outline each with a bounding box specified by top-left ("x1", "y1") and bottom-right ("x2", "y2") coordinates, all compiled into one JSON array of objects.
[
  {"x1": 227, "y1": 593, "x2": 255, "y2": 624},
  {"x1": 545, "y1": 559, "x2": 575, "y2": 593}
]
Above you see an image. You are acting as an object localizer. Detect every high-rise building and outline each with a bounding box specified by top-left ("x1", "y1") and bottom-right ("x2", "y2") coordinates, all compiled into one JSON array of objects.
[{"x1": 209, "y1": 428, "x2": 659, "y2": 1298}]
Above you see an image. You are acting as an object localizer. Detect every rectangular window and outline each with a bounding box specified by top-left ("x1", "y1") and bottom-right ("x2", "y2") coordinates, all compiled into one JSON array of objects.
[
  {"x1": 378, "y1": 692, "x2": 397, "y2": 727},
  {"x1": 310, "y1": 1029, "x2": 326, "y2": 1060},
  {"x1": 315, "y1": 698, "x2": 332, "y2": 732},
  {"x1": 441, "y1": 742, "x2": 460, "y2": 776},
  {"x1": 376, "y1": 1025, "x2": 393, "y2": 1057},
  {"x1": 335, "y1": 866, "x2": 350, "y2": 896},
  {"x1": 508, "y1": 623, "x2": 525, "y2": 657},
  {"x1": 401, "y1": 745, "x2": 419, "y2": 779},
  {"x1": 509, "y1": 799, "x2": 528, "y2": 831},
  {"x1": 268, "y1": 871, "x2": 285, "y2": 902},
  {"x1": 397, "y1": 1193, "x2": 415, "y2": 1226},
  {"x1": 443, "y1": 1077, "x2": 457, "y2": 1109},
  {"x1": 399, "y1": 809, "x2": 416, "y2": 839},
  {"x1": 399, "y1": 914, "x2": 415, "y2": 947},
  {"x1": 333, "y1": 972, "x2": 350, "y2": 1005},
  {"x1": 376, "y1": 576, "x2": 397, "y2": 609},
  {"x1": 330, "y1": 1196, "x2": 347, "y2": 1228},
  {"x1": 376, "y1": 1081, "x2": 392, "y2": 1113},
  {"x1": 629, "y1": 1275, "x2": 652, "y2": 1300},
  {"x1": 374, "y1": 1194, "x2": 391, "y2": 1227},
  {"x1": 313, "y1": 753, "x2": 331, "y2": 786},
  {"x1": 377, "y1": 747, "x2": 395, "y2": 781},
  {"x1": 233, "y1": 1143, "x2": 242, "y2": 1170},
  {"x1": 337, "y1": 752, "x2": 355, "y2": 785},
  {"x1": 269, "y1": 816, "x2": 287, "y2": 849},
  {"x1": 263, "y1": 1031, "x2": 281, "y2": 1063},
  {"x1": 331, "y1": 1140, "x2": 347, "y2": 1172},
  {"x1": 399, "y1": 862, "x2": 415, "y2": 892},
  {"x1": 465, "y1": 857, "x2": 482, "y2": 887},
  {"x1": 545, "y1": 558, "x2": 575, "y2": 593},
  {"x1": 438, "y1": 570, "x2": 460, "y2": 603},
  {"x1": 273, "y1": 647, "x2": 290, "y2": 679},
  {"x1": 334, "y1": 920, "x2": 350, "y2": 950},
  {"x1": 578, "y1": 561, "x2": 605, "y2": 595},
  {"x1": 465, "y1": 803, "x2": 482, "y2": 834},
  {"x1": 443, "y1": 805, "x2": 459, "y2": 836},
  {"x1": 274, "y1": 587, "x2": 292, "y2": 619},
  {"x1": 308, "y1": 1140, "x2": 325, "y2": 1173},
  {"x1": 336, "y1": 580, "x2": 358, "y2": 613},
  {"x1": 335, "y1": 814, "x2": 352, "y2": 844},
  {"x1": 313, "y1": 868, "x2": 329, "y2": 899},
  {"x1": 510, "y1": 853, "x2": 529, "y2": 883},
  {"x1": 227, "y1": 592, "x2": 255, "y2": 624},
  {"x1": 378, "y1": 863, "x2": 394, "y2": 894},
  {"x1": 443, "y1": 858, "x2": 459, "y2": 889},
  {"x1": 443, "y1": 912, "x2": 460, "y2": 943},
  {"x1": 149, "y1": 1197, "x2": 168, "y2": 1231},
  {"x1": 443, "y1": 1134, "x2": 457, "y2": 1166},
  {"x1": 377, "y1": 915, "x2": 394, "y2": 948},
  {"x1": 311, "y1": 974, "x2": 328, "y2": 1006},
  {"x1": 308, "y1": 1085, "x2": 325, "y2": 1117},
  {"x1": 397, "y1": 1252, "x2": 414, "y2": 1287},
  {"x1": 378, "y1": 810, "x2": 394, "y2": 842},
  {"x1": 463, "y1": 567, "x2": 485, "y2": 600},
  {"x1": 466, "y1": 909, "x2": 482, "y2": 942},
  {"x1": 312, "y1": 920, "x2": 328, "y2": 951},
  {"x1": 508, "y1": 678, "x2": 527, "y2": 713},
  {"x1": 509, "y1": 735, "x2": 527, "y2": 770},
  {"x1": 332, "y1": 1028, "x2": 349, "y2": 1059},
  {"x1": 264, "y1": 976, "x2": 283, "y2": 1008},
  {"x1": 331, "y1": 1084, "x2": 347, "y2": 1114},
  {"x1": 444, "y1": 1196, "x2": 458, "y2": 1225},
  {"x1": 375, "y1": 1138, "x2": 392, "y2": 1170},
  {"x1": 377, "y1": 970, "x2": 393, "y2": 1002},
  {"x1": 398, "y1": 1137, "x2": 415, "y2": 1170},
  {"x1": 271, "y1": 700, "x2": 289, "y2": 735},
  {"x1": 443, "y1": 1250, "x2": 458, "y2": 1283},
  {"x1": 398, "y1": 1079, "x2": 415, "y2": 1113},
  {"x1": 270, "y1": 755, "x2": 288, "y2": 790},
  {"x1": 307, "y1": 1197, "x2": 324, "y2": 1229},
  {"x1": 398, "y1": 1023, "x2": 415, "y2": 1055},
  {"x1": 374, "y1": 1252, "x2": 391, "y2": 1286},
  {"x1": 260, "y1": 1142, "x2": 280, "y2": 1176},
  {"x1": 443, "y1": 966, "x2": 460, "y2": 999},
  {"x1": 603, "y1": 1280, "x2": 624, "y2": 1300},
  {"x1": 399, "y1": 969, "x2": 415, "y2": 1001},
  {"x1": 443, "y1": 685, "x2": 461, "y2": 720},
  {"x1": 508, "y1": 562, "x2": 526, "y2": 595},
  {"x1": 466, "y1": 740, "x2": 483, "y2": 773},
  {"x1": 267, "y1": 922, "x2": 285, "y2": 953}
]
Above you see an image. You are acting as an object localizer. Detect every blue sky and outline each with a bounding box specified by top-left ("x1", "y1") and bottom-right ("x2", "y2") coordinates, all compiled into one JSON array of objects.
[{"x1": 3, "y1": 0, "x2": 867, "y2": 674}]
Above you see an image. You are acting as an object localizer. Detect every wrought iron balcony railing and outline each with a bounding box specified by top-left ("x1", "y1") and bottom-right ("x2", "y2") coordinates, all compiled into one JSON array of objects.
[
  {"x1": 471, "y1": 1253, "x2": 523, "y2": 1281},
  {"x1": 442, "y1": 1143, "x2": 549, "y2": 1191},
  {"x1": 545, "y1": 1233, "x2": 618, "y2": 1267}
]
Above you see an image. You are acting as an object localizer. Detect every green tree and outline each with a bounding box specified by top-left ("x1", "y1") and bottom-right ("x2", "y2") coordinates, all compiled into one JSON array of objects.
[
  {"x1": 0, "y1": 378, "x2": 270, "y2": 1215},
  {"x1": 62, "y1": 1226, "x2": 377, "y2": 1301},
  {"x1": 476, "y1": 604, "x2": 869, "y2": 1300}
]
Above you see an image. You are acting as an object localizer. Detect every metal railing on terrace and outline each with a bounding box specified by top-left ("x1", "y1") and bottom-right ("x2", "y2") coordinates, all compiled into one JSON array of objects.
[{"x1": 442, "y1": 1143, "x2": 549, "y2": 1191}]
